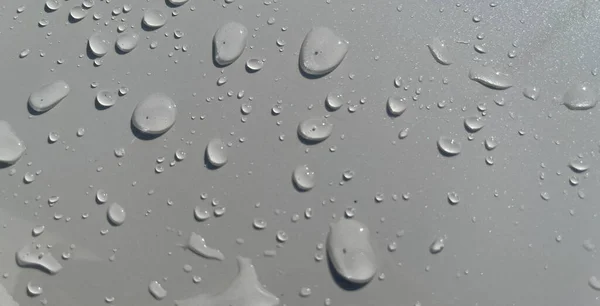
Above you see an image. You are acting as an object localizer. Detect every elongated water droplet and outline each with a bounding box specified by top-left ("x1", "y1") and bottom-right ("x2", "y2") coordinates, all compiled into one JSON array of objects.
[
  {"x1": 569, "y1": 160, "x2": 590, "y2": 173},
  {"x1": 293, "y1": 164, "x2": 315, "y2": 191},
  {"x1": 387, "y1": 96, "x2": 407, "y2": 116},
  {"x1": 26, "y1": 282, "x2": 43, "y2": 296},
  {"x1": 88, "y1": 33, "x2": 110, "y2": 57},
  {"x1": 299, "y1": 27, "x2": 349, "y2": 76},
  {"x1": 186, "y1": 232, "x2": 224, "y2": 261},
  {"x1": 0, "y1": 121, "x2": 25, "y2": 165},
  {"x1": 45, "y1": 0, "x2": 61, "y2": 11},
  {"x1": 19, "y1": 49, "x2": 30, "y2": 58},
  {"x1": 131, "y1": 93, "x2": 177, "y2": 136},
  {"x1": 297, "y1": 117, "x2": 333, "y2": 143},
  {"x1": 149, "y1": 281, "x2": 167, "y2": 300},
  {"x1": 325, "y1": 91, "x2": 344, "y2": 111},
  {"x1": 107, "y1": 203, "x2": 126, "y2": 226},
  {"x1": 116, "y1": 32, "x2": 139, "y2": 53},
  {"x1": 213, "y1": 22, "x2": 248, "y2": 66},
  {"x1": 326, "y1": 219, "x2": 377, "y2": 285},
  {"x1": 69, "y1": 6, "x2": 87, "y2": 20},
  {"x1": 468, "y1": 66, "x2": 513, "y2": 90},
  {"x1": 427, "y1": 37, "x2": 452, "y2": 65},
  {"x1": 96, "y1": 90, "x2": 116, "y2": 107},
  {"x1": 398, "y1": 128, "x2": 409, "y2": 139},
  {"x1": 28, "y1": 80, "x2": 70, "y2": 113},
  {"x1": 16, "y1": 244, "x2": 63, "y2": 274},
  {"x1": 206, "y1": 138, "x2": 227, "y2": 168},
  {"x1": 464, "y1": 116, "x2": 484, "y2": 132},
  {"x1": 246, "y1": 58, "x2": 264, "y2": 72},
  {"x1": 142, "y1": 9, "x2": 166, "y2": 29},
  {"x1": 430, "y1": 238, "x2": 444, "y2": 254},
  {"x1": 437, "y1": 136, "x2": 461, "y2": 156},
  {"x1": 523, "y1": 86, "x2": 539, "y2": 100},
  {"x1": 562, "y1": 82, "x2": 597, "y2": 110}
]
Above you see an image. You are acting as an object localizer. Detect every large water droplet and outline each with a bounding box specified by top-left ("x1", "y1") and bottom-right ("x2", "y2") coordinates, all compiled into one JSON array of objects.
[
  {"x1": 299, "y1": 27, "x2": 349, "y2": 76},
  {"x1": 116, "y1": 32, "x2": 139, "y2": 53},
  {"x1": 468, "y1": 66, "x2": 513, "y2": 90},
  {"x1": 427, "y1": 37, "x2": 453, "y2": 65},
  {"x1": 186, "y1": 232, "x2": 224, "y2": 261},
  {"x1": 464, "y1": 116, "x2": 484, "y2": 132},
  {"x1": 326, "y1": 219, "x2": 377, "y2": 285},
  {"x1": 88, "y1": 33, "x2": 110, "y2": 57},
  {"x1": 149, "y1": 281, "x2": 167, "y2": 300},
  {"x1": 175, "y1": 257, "x2": 279, "y2": 306},
  {"x1": 246, "y1": 58, "x2": 264, "y2": 72},
  {"x1": 16, "y1": 244, "x2": 63, "y2": 274},
  {"x1": 213, "y1": 22, "x2": 248, "y2": 66},
  {"x1": 0, "y1": 121, "x2": 25, "y2": 165},
  {"x1": 325, "y1": 91, "x2": 344, "y2": 111},
  {"x1": 206, "y1": 138, "x2": 227, "y2": 168},
  {"x1": 69, "y1": 6, "x2": 87, "y2": 21},
  {"x1": 45, "y1": 0, "x2": 61, "y2": 11},
  {"x1": 96, "y1": 90, "x2": 116, "y2": 107},
  {"x1": 562, "y1": 82, "x2": 597, "y2": 110},
  {"x1": 292, "y1": 164, "x2": 315, "y2": 191},
  {"x1": 142, "y1": 9, "x2": 167, "y2": 29},
  {"x1": 131, "y1": 93, "x2": 177, "y2": 136},
  {"x1": 297, "y1": 117, "x2": 333, "y2": 143},
  {"x1": 107, "y1": 202, "x2": 126, "y2": 226},
  {"x1": 437, "y1": 136, "x2": 461, "y2": 156},
  {"x1": 590, "y1": 276, "x2": 600, "y2": 291},
  {"x1": 27, "y1": 282, "x2": 43, "y2": 296},
  {"x1": 569, "y1": 160, "x2": 590, "y2": 173},
  {"x1": 387, "y1": 96, "x2": 407, "y2": 116},
  {"x1": 28, "y1": 80, "x2": 70, "y2": 113},
  {"x1": 168, "y1": 0, "x2": 189, "y2": 6}
]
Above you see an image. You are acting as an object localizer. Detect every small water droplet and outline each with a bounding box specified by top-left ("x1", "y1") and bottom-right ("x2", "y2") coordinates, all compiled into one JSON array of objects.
[
  {"x1": 562, "y1": 82, "x2": 597, "y2": 110},
  {"x1": 45, "y1": 0, "x2": 61, "y2": 11},
  {"x1": 298, "y1": 117, "x2": 333, "y2": 143},
  {"x1": 96, "y1": 90, "x2": 116, "y2": 107},
  {"x1": 206, "y1": 138, "x2": 227, "y2": 168},
  {"x1": 523, "y1": 86, "x2": 540, "y2": 100},
  {"x1": 246, "y1": 58, "x2": 264, "y2": 72},
  {"x1": 26, "y1": 282, "x2": 43, "y2": 296},
  {"x1": 276, "y1": 230, "x2": 288, "y2": 242},
  {"x1": 299, "y1": 287, "x2": 312, "y2": 297},
  {"x1": 88, "y1": 33, "x2": 110, "y2": 57},
  {"x1": 468, "y1": 66, "x2": 513, "y2": 90},
  {"x1": 464, "y1": 116, "x2": 484, "y2": 132},
  {"x1": 96, "y1": 189, "x2": 108, "y2": 203},
  {"x1": 69, "y1": 6, "x2": 87, "y2": 20},
  {"x1": 19, "y1": 49, "x2": 30, "y2": 58},
  {"x1": 447, "y1": 191, "x2": 460, "y2": 205},
  {"x1": 427, "y1": 37, "x2": 453, "y2": 65},
  {"x1": 325, "y1": 91, "x2": 344, "y2": 111},
  {"x1": 387, "y1": 96, "x2": 407, "y2": 116},
  {"x1": 23, "y1": 172, "x2": 35, "y2": 183},
  {"x1": 590, "y1": 276, "x2": 600, "y2": 291},
  {"x1": 32, "y1": 225, "x2": 45, "y2": 237},
  {"x1": 430, "y1": 238, "x2": 444, "y2": 254},
  {"x1": 82, "y1": 0, "x2": 95, "y2": 9},
  {"x1": 131, "y1": 93, "x2": 177, "y2": 136}
]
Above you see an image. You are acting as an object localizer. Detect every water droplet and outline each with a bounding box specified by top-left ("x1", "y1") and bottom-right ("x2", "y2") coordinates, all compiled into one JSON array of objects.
[
  {"x1": 299, "y1": 27, "x2": 349, "y2": 76},
  {"x1": 430, "y1": 238, "x2": 444, "y2": 254},
  {"x1": 142, "y1": 9, "x2": 167, "y2": 29},
  {"x1": 0, "y1": 121, "x2": 25, "y2": 165},
  {"x1": 88, "y1": 33, "x2": 110, "y2": 57},
  {"x1": 45, "y1": 0, "x2": 61, "y2": 11},
  {"x1": 23, "y1": 172, "x2": 35, "y2": 183},
  {"x1": 175, "y1": 257, "x2": 279, "y2": 306},
  {"x1": 484, "y1": 136, "x2": 498, "y2": 150},
  {"x1": 398, "y1": 128, "x2": 409, "y2": 139},
  {"x1": 292, "y1": 164, "x2": 315, "y2": 191},
  {"x1": 447, "y1": 192, "x2": 460, "y2": 205},
  {"x1": 32, "y1": 225, "x2": 45, "y2": 237},
  {"x1": 241, "y1": 103, "x2": 252, "y2": 115},
  {"x1": 213, "y1": 22, "x2": 248, "y2": 66},
  {"x1": 149, "y1": 281, "x2": 167, "y2": 300},
  {"x1": 374, "y1": 193, "x2": 384, "y2": 203},
  {"x1": 299, "y1": 287, "x2": 312, "y2": 297},
  {"x1": 69, "y1": 6, "x2": 87, "y2": 20},
  {"x1": 186, "y1": 232, "x2": 225, "y2": 261},
  {"x1": 26, "y1": 282, "x2": 43, "y2": 296},
  {"x1": 387, "y1": 241, "x2": 397, "y2": 252},
  {"x1": 562, "y1": 82, "x2": 597, "y2": 110},
  {"x1": 427, "y1": 37, "x2": 452, "y2": 65},
  {"x1": 38, "y1": 19, "x2": 49, "y2": 27},
  {"x1": 590, "y1": 276, "x2": 600, "y2": 291},
  {"x1": 387, "y1": 96, "x2": 407, "y2": 116},
  {"x1": 48, "y1": 131, "x2": 60, "y2": 143},
  {"x1": 583, "y1": 239, "x2": 596, "y2": 252},
  {"x1": 246, "y1": 58, "x2": 264, "y2": 72},
  {"x1": 82, "y1": 0, "x2": 95, "y2": 9},
  {"x1": 116, "y1": 32, "x2": 139, "y2": 53},
  {"x1": 16, "y1": 244, "x2": 63, "y2": 274},
  {"x1": 437, "y1": 136, "x2": 461, "y2": 156},
  {"x1": 206, "y1": 138, "x2": 227, "y2": 168},
  {"x1": 326, "y1": 219, "x2": 377, "y2": 285},
  {"x1": 569, "y1": 160, "x2": 590, "y2": 173},
  {"x1": 168, "y1": 0, "x2": 189, "y2": 6},
  {"x1": 217, "y1": 76, "x2": 227, "y2": 86},
  {"x1": 523, "y1": 86, "x2": 540, "y2": 100},
  {"x1": 253, "y1": 218, "x2": 267, "y2": 230},
  {"x1": 325, "y1": 91, "x2": 344, "y2": 111},
  {"x1": 28, "y1": 80, "x2": 70, "y2": 113},
  {"x1": 96, "y1": 189, "x2": 108, "y2": 203},
  {"x1": 96, "y1": 90, "x2": 116, "y2": 107},
  {"x1": 342, "y1": 170, "x2": 354, "y2": 181},
  {"x1": 540, "y1": 191, "x2": 550, "y2": 201},
  {"x1": 19, "y1": 49, "x2": 30, "y2": 58},
  {"x1": 468, "y1": 66, "x2": 513, "y2": 90},
  {"x1": 276, "y1": 230, "x2": 288, "y2": 242},
  {"x1": 194, "y1": 206, "x2": 210, "y2": 221},
  {"x1": 464, "y1": 116, "x2": 484, "y2": 132},
  {"x1": 131, "y1": 93, "x2": 177, "y2": 136},
  {"x1": 107, "y1": 203, "x2": 126, "y2": 226},
  {"x1": 114, "y1": 147, "x2": 125, "y2": 157},
  {"x1": 297, "y1": 117, "x2": 333, "y2": 143}
]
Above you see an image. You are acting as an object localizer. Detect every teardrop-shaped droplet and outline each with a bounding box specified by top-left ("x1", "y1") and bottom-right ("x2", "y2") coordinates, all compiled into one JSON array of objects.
[
  {"x1": 213, "y1": 22, "x2": 248, "y2": 66},
  {"x1": 292, "y1": 164, "x2": 315, "y2": 191},
  {"x1": 468, "y1": 66, "x2": 513, "y2": 90},
  {"x1": 131, "y1": 93, "x2": 177, "y2": 136},
  {"x1": 562, "y1": 82, "x2": 597, "y2": 110},
  {"x1": 26, "y1": 282, "x2": 43, "y2": 297},
  {"x1": 523, "y1": 86, "x2": 539, "y2": 101},
  {"x1": 430, "y1": 238, "x2": 445, "y2": 254},
  {"x1": 569, "y1": 160, "x2": 590, "y2": 173},
  {"x1": 187, "y1": 232, "x2": 225, "y2": 261},
  {"x1": 69, "y1": 6, "x2": 87, "y2": 21},
  {"x1": 484, "y1": 136, "x2": 498, "y2": 150},
  {"x1": 88, "y1": 33, "x2": 110, "y2": 57},
  {"x1": 107, "y1": 202, "x2": 126, "y2": 226},
  {"x1": 142, "y1": 9, "x2": 166, "y2": 29},
  {"x1": 45, "y1": 0, "x2": 61, "y2": 11},
  {"x1": 206, "y1": 138, "x2": 227, "y2": 168},
  {"x1": 96, "y1": 90, "x2": 116, "y2": 107},
  {"x1": 387, "y1": 96, "x2": 407, "y2": 116},
  {"x1": 149, "y1": 281, "x2": 167, "y2": 300},
  {"x1": 297, "y1": 117, "x2": 333, "y2": 143},
  {"x1": 427, "y1": 37, "x2": 452, "y2": 65},
  {"x1": 0, "y1": 121, "x2": 25, "y2": 165},
  {"x1": 437, "y1": 136, "x2": 461, "y2": 156},
  {"x1": 299, "y1": 27, "x2": 349, "y2": 76},
  {"x1": 326, "y1": 219, "x2": 377, "y2": 285},
  {"x1": 464, "y1": 116, "x2": 484, "y2": 132},
  {"x1": 116, "y1": 32, "x2": 139, "y2": 53},
  {"x1": 28, "y1": 80, "x2": 70, "y2": 113},
  {"x1": 246, "y1": 58, "x2": 264, "y2": 72},
  {"x1": 325, "y1": 91, "x2": 344, "y2": 111},
  {"x1": 167, "y1": 0, "x2": 189, "y2": 6}
]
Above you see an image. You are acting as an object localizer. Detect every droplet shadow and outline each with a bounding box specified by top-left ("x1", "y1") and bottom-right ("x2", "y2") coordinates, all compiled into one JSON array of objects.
[
  {"x1": 67, "y1": 15, "x2": 82, "y2": 24},
  {"x1": 0, "y1": 162, "x2": 13, "y2": 170},
  {"x1": 27, "y1": 104, "x2": 44, "y2": 116},
  {"x1": 114, "y1": 45, "x2": 129, "y2": 55},
  {"x1": 298, "y1": 61, "x2": 329, "y2": 80},
  {"x1": 326, "y1": 256, "x2": 367, "y2": 291},
  {"x1": 130, "y1": 121, "x2": 161, "y2": 141},
  {"x1": 203, "y1": 151, "x2": 220, "y2": 170},
  {"x1": 86, "y1": 44, "x2": 98, "y2": 60}
]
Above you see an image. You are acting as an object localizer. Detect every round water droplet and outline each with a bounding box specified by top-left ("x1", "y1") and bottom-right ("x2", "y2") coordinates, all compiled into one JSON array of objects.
[
  {"x1": 241, "y1": 103, "x2": 252, "y2": 115},
  {"x1": 206, "y1": 138, "x2": 227, "y2": 168},
  {"x1": 175, "y1": 149, "x2": 186, "y2": 161},
  {"x1": 437, "y1": 136, "x2": 461, "y2": 156},
  {"x1": 253, "y1": 218, "x2": 267, "y2": 230},
  {"x1": 148, "y1": 281, "x2": 167, "y2": 300},
  {"x1": 342, "y1": 170, "x2": 354, "y2": 181},
  {"x1": 131, "y1": 93, "x2": 177, "y2": 136},
  {"x1": 464, "y1": 116, "x2": 484, "y2": 132},
  {"x1": 297, "y1": 118, "x2": 333, "y2": 143},
  {"x1": 484, "y1": 136, "x2": 498, "y2": 150},
  {"x1": 24, "y1": 172, "x2": 35, "y2": 183},
  {"x1": 88, "y1": 33, "x2": 110, "y2": 57},
  {"x1": 38, "y1": 19, "x2": 49, "y2": 27},
  {"x1": 523, "y1": 86, "x2": 539, "y2": 100},
  {"x1": 213, "y1": 22, "x2": 248, "y2": 66},
  {"x1": 107, "y1": 203, "x2": 126, "y2": 226},
  {"x1": 292, "y1": 164, "x2": 315, "y2": 191},
  {"x1": 27, "y1": 282, "x2": 43, "y2": 296},
  {"x1": 387, "y1": 96, "x2": 407, "y2": 116},
  {"x1": 82, "y1": 0, "x2": 94, "y2": 9},
  {"x1": 563, "y1": 82, "x2": 597, "y2": 110},
  {"x1": 194, "y1": 207, "x2": 210, "y2": 221},
  {"x1": 96, "y1": 189, "x2": 108, "y2": 203},
  {"x1": 325, "y1": 91, "x2": 344, "y2": 111},
  {"x1": 299, "y1": 27, "x2": 349, "y2": 76},
  {"x1": 69, "y1": 6, "x2": 87, "y2": 20},
  {"x1": 447, "y1": 192, "x2": 460, "y2": 205},
  {"x1": 116, "y1": 32, "x2": 139, "y2": 53},
  {"x1": 276, "y1": 230, "x2": 288, "y2": 242},
  {"x1": 45, "y1": 0, "x2": 61, "y2": 11},
  {"x1": 96, "y1": 90, "x2": 116, "y2": 107},
  {"x1": 430, "y1": 238, "x2": 444, "y2": 254},
  {"x1": 48, "y1": 131, "x2": 60, "y2": 143},
  {"x1": 76, "y1": 127, "x2": 85, "y2": 137},
  {"x1": 246, "y1": 58, "x2": 264, "y2": 72}
]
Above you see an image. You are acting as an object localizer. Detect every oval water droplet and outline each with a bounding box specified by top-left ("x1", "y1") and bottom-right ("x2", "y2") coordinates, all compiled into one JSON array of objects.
[
  {"x1": 562, "y1": 82, "x2": 597, "y2": 110},
  {"x1": 19, "y1": 49, "x2": 30, "y2": 58},
  {"x1": 149, "y1": 281, "x2": 167, "y2": 300},
  {"x1": 107, "y1": 203, "x2": 126, "y2": 226},
  {"x1": 116, "y1": 32, "x2": 139, "y2": 53},
  {"x1": 96, "y1": 189, "x2": 108, "y2": 203},
  {"x1": 88, "y1": 33, "x2": 110, "y2": 57},
  {"x1": 326, "y1": 219, "x2": 377, "y2": 285},
  {"x1": 387, "y1": 96, "x2": 407, "y2": 116},
  {"x1": 96, "y1": 90, "x2": 116, "y2": 107},
  {"x1": 292, "y1": 164, "x2": 315, "y2": 191},
  {"x1": 437, "y1": 136, "x2": 461, "y2": 156},
  {"x1": 213, "y1": 22, "x2": 248, "y2": 66},
  {"x1": 430, "y1": 238, "x2": 445, "y2": 254},
  {"x1": 45, "y1": 0, "x2": 61, "y2": 11},
  {"x1": 26, "y1": 282, "x2": 43, "y2": 297},
  {"x1": 569, "y1": 160, "x2": 590, "y2": 173},
  {"x1": 194, "y1": 206, "x2": 210, "y2": 221},
  {"x1": 82, "y1": 0, "x2": 95, "y2": 9},
  {"x1": 464, "y1": 116, "x2": 484, "y2": 132},
  {"x1": 447, "y1": 192, "x2": 460, "y2": 205},
  {"x1": 253, "y1": 218, "x2": 267, "y2": 230},
  {"x1": 0, "y1": 121, "x2": 25, "y2": 165},
  {"x1": 246, "y1": 58, "x2": 264, "y2": 72},
  {"x1": 299, "y1": 27, "x2": 349, "y2": 76},
  {"x1": 206, "y1": 138, "x2": 227, "y2": 168},
  {"x1": 427, "y1": 37, "x2": 452, "y2": 65},
  {"x1": 69, "y1": 6, "x2": 87, "y2": 20},
  {"x1": 28, "y1": 80, "x2": 70, "y2": 113},
  {"x1": 131, "y1": 93, "x2": 177, "y2": 136},
  {"x1": 468, "y1": 66, "x2": 513, "y2": 90},
  {"x1": 143, "y1": 9, "x2": 167, "y2": 29},
  {"x1": 297, "y1": 117, "x2": 333, "y2": 143},
  {"x1": 523, "y1": 86, "x2": 539, "y2": 100},
  {"x1": 325, "y1": 91, "x2": 344, "y2": 111}
]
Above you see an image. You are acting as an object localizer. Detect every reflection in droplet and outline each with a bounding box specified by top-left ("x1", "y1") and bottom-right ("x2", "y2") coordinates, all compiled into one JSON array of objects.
[
  {"x1": 297, "y1": 118, "x2": 333, "y2": 143},
  {"x1": 292, "y1": 164, "x2": 315, "y2": 191},
  {"x1": 206, "y1": 138, "x2": 227, "y2": 168},
  {"x1": 299, "y1": 27, "x2": 349, "y2": 76},
  {"x1": 437, "y1": 136, "x2": 461, "y2": 156},
  {"x1": 213, "y1": 22, "x2": 248, "y2": 66},
  {"x1": 131, "y1": 93, "x2": 177, "y2": 136}
]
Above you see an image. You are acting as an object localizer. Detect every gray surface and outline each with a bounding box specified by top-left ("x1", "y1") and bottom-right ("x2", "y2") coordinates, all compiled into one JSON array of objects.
[{"x1": 0, "y1": 0, "x2": 599, "y2": 305}]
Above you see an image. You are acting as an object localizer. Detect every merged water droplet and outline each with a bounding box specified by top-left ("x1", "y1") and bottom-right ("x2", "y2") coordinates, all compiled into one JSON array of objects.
[
  {"x1": 292, "y1": 165, "x2": 315, "y2": 191},
  {"x1": 107, "y1": 202, "x2": 126, "y2": 226},
  {"x1": 299, "y1": 27, "x2": 349, "y2": 76},
  {"x1": 69, "y1": 6, "x2": 87, "y2": 21},
  {"x1": 206, "y1": 138, "x2": 228, "y2": 168},
  {"x1": 387, "y1": 96, "x2": 407, "y2": 116},
  {"x1": 464, "y1": 116, "x2": 484, "y2": 132},
  {"x1": 427, "y1": 37, "x2": 453, "y2": 65},
  {"x1": 326, "y1": 219, "x2": 377, "y2": 285},
  {"x1": 28, "y1": 80, "x2": 70, "y2": 113},
  {"x1": 437, "y1": 136, "x2": 461, "y2": 156},
  {"x1": 246, "y1": 58, "x2": 264, "y2": 72},
  {"x1": 186, "y1": 232, "x2": 224, "y2": 261},
  {"x1": 213, "y1": 22, "x2": 248, "y2": 66},
  {"x1": 0, "y1": 121, "x2": 25, "y2": 165},
  {"x1": 16, "y1": 244, "x2": 63, "y2": 274},
  {"x1": 96, "y1": 90, "x2": 116, "y2": 107},
  {"x1": 468, "y1": 66, "x2": 513, "y2": 90},
  {"x1": 116, "y1": 32, "x2": 139, "y2": 53},
  {"x1": 562, "y1": 82, "x2": 597, "y2": 110},
  {"x1": 325, "y1": 91, "x2": 344, "y2": 111},
  {"x1": 88, "y1": 33, "x2": 110, "y2": 57},
  {"x1": 142, "y1": 9, "x2": 167, "y2": 29},
  {"x1": 297, "y1": 117, "x2": 333, "y2": 143},
  {"x1": 131, "y1": 93, "x2": 177, "y2": 136},
  {"x1": 149, "y1": 281, "x2": 167, "y2": 300}
]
